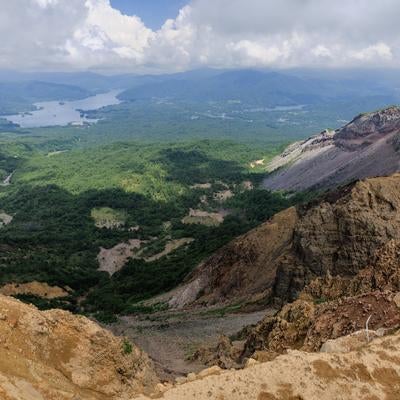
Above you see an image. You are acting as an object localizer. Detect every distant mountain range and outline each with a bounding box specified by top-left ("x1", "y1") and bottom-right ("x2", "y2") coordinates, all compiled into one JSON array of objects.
[
  {"x1": 119, "y1": 69, "x2": 400, "y2": 107},
  {"x1": 1, "y1": 68, "x2": 400, "y2": 109},
  {"x1": 0, "y1": 81, "x2": 91, "y2": 115}
]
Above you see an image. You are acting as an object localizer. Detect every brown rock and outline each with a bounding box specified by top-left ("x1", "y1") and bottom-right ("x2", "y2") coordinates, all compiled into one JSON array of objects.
[{"x1": 0, "y1": 295, "x2": 158, "y2": 399}]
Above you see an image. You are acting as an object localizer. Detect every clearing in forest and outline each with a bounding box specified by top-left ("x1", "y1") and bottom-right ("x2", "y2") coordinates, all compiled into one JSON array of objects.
[{"x1": 91, "y1": 207, "x2": 127, "y2": 229}]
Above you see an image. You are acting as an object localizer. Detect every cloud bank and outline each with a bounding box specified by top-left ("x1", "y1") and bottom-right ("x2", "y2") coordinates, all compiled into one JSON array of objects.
[{"x1": 2, "y1": 0, "x2": 400, "y2": 72}]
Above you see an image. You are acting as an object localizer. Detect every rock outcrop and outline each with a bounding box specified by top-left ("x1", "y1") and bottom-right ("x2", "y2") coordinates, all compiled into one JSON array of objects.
[
  {"x1": 263, "y1": 106, "x2": 400, "y2": 191},
  {"x1": 193, "y1": 239, "x2": 400, "y2": 368},
  {"x1": 167, "y1": 207, "x2": 298, "y2": 308},
  {"x1": 165, "y1": 173, "x2": 400, "y2": 309},
  {"x1": 0, "y1": 295, "x2": 158, "y2": 400}
]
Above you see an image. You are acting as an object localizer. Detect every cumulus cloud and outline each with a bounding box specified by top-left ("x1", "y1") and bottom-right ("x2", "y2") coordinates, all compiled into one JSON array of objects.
[{"x1": 1, "y1": 0, "x2": 400, "y2": 72}]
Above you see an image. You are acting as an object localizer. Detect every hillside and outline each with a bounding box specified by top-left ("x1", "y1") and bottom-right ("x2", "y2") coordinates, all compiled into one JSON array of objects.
[
  {"x1": 162, "y1": 173, "x2": 400, "y2": 309},
  {"x1": 1, "y1": 290, "x2": 399, "y2": 400},
  {"x1": 0, "y1": 295, "x2": 158, "y2": 400},
  {"x1": 263, "y1": 106, "x2": 400, "y2": 191},
  {"x1": 0, "y1": 140, "x2": 302, "y2": 320},
  {"x1": 0, "y1": 81, "x2": 91, "y2": 115},
  {"x1": 2, "y1": 175, "x2": 400, "y2": 400}
]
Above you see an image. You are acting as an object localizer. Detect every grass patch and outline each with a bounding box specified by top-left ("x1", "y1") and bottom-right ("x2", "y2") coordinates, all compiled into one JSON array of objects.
[
  {"x1": 122, "y1": 338, "x2": 133, "y2": 355},
  {"x1": 91, "y1": 207, "x2": 127, "y2": 228}
]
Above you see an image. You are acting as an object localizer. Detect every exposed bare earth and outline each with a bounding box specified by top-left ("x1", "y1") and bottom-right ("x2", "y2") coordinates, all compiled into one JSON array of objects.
[
  {"x1": 0, "y1": 212, "x2": 13, "y2": 227},
  {"x1": 98, "y1": 239, "x2": 142, "y2": 276},
  {"x1": 91, "y1": 207, "x2": 127, "y2": 230},
  {"x1": 0, "y1": 295, "x2": 158, "y2": 400},
  {"x1": 144, "y1": 238, "x2": 194, "y2": 262},
  {"x1": 1, "y1": 172, "x2": 13, "y2": 186},
  {"x1": 2, "y1": 291, "x2": 400, "y2": 400},
  {"x1": 182, "y1": 209, "x2": 229, "y2": 227},
  {"x1": 213, "y1": 190, "x2": 234, "y2": 202},
  {"x1": 190, "y1": 183, "x2": 212, "y2": 189},
  {"x1": 167, "y1": 207, "x2": 298, "y2": 309},
  {"x1": 193, "y1": 239, "x2": 400, "y2": 369},
  {"x1": 264, "y1": 107, "x2": 400, "y2": 191},
  {"x1": 250, "y1": 159, "x2": 265, "y2": 169},
  {"x1": 0, "y1": 281, "x2": 69, "y2": 299},
  {"x1": 134, "y1": 330, "x2": 400, "y2": 400},
  {"x1": 98, "y1": 238, "x2": 194, "y2": 275}
]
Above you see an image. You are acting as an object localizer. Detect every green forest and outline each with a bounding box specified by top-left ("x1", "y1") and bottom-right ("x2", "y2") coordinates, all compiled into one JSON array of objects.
[{"x1": 0, "y1": 135, "x2": 313, "y2": 321}]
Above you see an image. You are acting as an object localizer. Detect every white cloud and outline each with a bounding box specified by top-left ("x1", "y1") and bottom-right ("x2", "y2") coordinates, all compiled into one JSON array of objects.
[
  {"x1": 311, "y1": 45, "x2": 333, "y2": 59},
  {"x1": 350, "y1": 43, "x2": 393, "y2": 61},
  {"x1": 1, "y1": 0, "x2": 400, "y2": 72}
]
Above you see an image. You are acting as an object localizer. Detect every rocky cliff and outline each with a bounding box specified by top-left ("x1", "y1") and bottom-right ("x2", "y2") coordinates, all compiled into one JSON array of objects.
[
  {"x1": 0, "y1": 295, "x2": 158, "y2": 400},
  {"x1": 263, "y1": 106, "x2": 400, "y2": 191},
  {"x1": 190, "y1": 239, "x2": 400, "y2": 373},
  {"x1": 164, "y1": 173, "x2": 400, "y2": 309}
]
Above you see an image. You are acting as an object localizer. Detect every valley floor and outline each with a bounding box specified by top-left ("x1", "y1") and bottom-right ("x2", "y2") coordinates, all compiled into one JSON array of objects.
[{"x1": 109, "y1": 307, "x2": 273, "y2": 380}]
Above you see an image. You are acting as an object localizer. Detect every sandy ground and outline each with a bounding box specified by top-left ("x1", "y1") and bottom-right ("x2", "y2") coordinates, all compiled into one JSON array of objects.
[{"x1": 109, "y1": 308, "x2": 272, "y2": 381}]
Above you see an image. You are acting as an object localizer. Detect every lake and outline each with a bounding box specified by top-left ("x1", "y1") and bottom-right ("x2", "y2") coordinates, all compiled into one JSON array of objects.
[{"x1": 4, "y1": 90, "x2": 122, "y2": 128}]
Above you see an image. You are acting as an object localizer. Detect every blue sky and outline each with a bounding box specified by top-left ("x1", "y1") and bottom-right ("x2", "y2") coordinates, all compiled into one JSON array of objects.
[{"x1": 110, "y1": 0, "x2": 188, "y2": 29}]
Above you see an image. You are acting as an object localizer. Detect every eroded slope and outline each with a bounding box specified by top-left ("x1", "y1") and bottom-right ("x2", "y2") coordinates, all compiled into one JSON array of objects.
[
  {"x1": 164, "y1": 173, "x2": 400, "y2": 309},
  {"x1": 0, "y1": 295, "x2": 158, "y2": 400}
]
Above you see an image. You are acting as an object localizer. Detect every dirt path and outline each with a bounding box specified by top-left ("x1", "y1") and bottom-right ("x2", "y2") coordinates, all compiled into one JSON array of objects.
[{"x1": 109, "y1": 308, "x2": 273, "y2": 381}]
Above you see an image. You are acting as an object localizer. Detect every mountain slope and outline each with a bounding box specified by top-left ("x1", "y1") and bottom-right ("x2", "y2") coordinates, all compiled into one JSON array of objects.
[
  {"x1": 263, "y1": 106, "x2": 400, "y2": 191},
  {"x1": 163, "y1": 173, "x2": 400, "y2": 309},
  {"x1": 135, "y1": 329, "x2": 400, "y2": 400},
  {"x1": 0, "y1": 81, "x2": 91, "y2": 115},
  {"x1": 0, "y1": 295, "x2": 158, "y2": 400}
]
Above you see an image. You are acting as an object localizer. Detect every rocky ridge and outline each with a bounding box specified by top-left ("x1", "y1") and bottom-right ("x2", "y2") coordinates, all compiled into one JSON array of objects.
[{"x1": 263, "y1": 106, "x2": 400, "y2": 191}]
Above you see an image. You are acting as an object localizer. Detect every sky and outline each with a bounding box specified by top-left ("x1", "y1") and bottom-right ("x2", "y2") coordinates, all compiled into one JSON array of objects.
[
  {"x1": 1, "y1": 0, "x2": 399, "y2": 73},
  {"x1": 110, "y1": 0, "x2": 187, "y2": 30}
]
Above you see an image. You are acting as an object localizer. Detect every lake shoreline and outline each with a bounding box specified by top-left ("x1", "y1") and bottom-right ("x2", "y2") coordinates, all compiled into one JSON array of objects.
[{"x1": 3, "y1": 89, "x2": 123, "y2": 129}]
